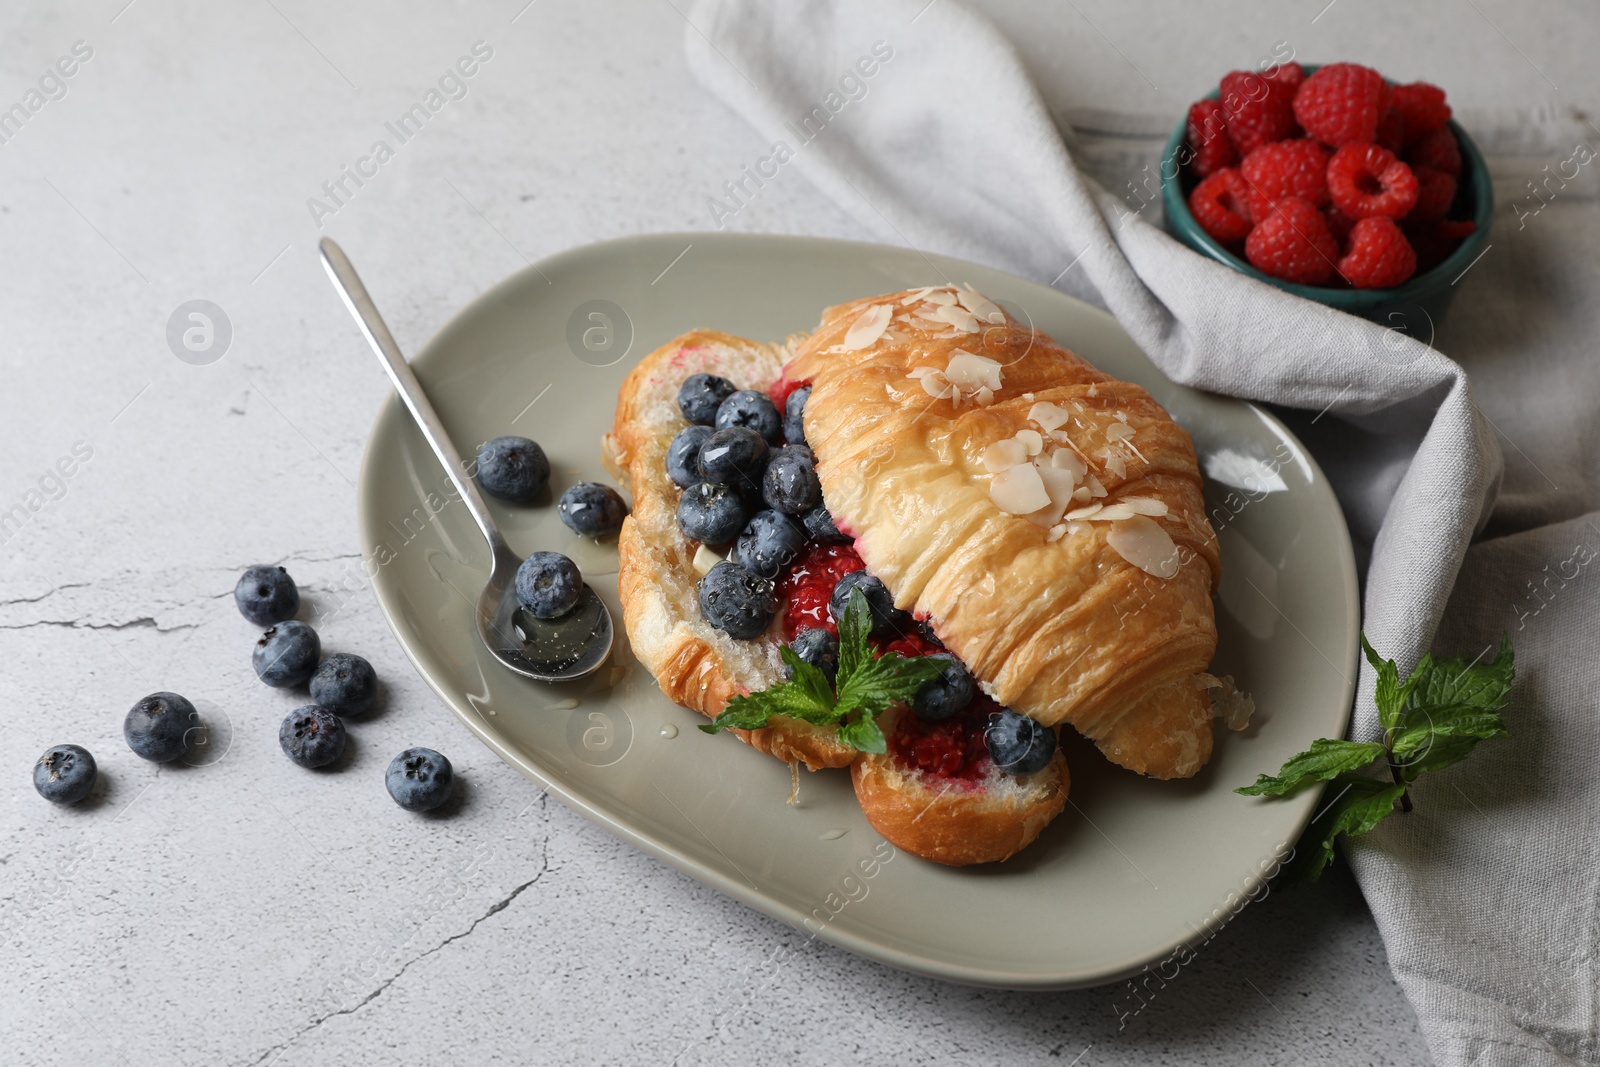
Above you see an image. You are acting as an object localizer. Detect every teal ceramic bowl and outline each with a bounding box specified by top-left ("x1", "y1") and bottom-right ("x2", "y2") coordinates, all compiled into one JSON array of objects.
[{"x1": 1159, "y1": 72, "x2": 1492, "y2": 339}]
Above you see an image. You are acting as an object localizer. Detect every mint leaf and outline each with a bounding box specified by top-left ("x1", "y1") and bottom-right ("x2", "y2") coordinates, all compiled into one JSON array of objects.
[
  {"x1": 1412, "y1": 635, "x2": 1514, "y2": 713},
  {"x1": 836, "y1": 586, "x2": 871, "y2": 684},
  {"x1": 837, "y1": 711, "x2": 888, "y2": 755},
  {"x1": 1289, "y1": 775, "x2": 1406, "y2": 882},
  {"x1": 1234, "y1": 738, "x2": 1387, "y2": 796},
  {"x1": 1362, "y1": 633, "x2": 1420, "y2": 732},
  {"x1": 835, "y1": 652, "x2": 944, "y2": 722},
  {"x1": 779, "y1": 645, "x2": 836, "y2": 709}
]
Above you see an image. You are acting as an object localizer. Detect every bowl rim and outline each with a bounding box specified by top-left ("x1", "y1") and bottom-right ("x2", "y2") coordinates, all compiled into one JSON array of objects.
[{"x1": 1157, "y1": 66, "x2": 1493, "y2": 305}]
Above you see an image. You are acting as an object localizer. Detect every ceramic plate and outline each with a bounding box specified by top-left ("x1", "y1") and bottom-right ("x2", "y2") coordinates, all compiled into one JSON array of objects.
[{"x1": 356, "y1": 233, "x2": 1358, "y2": 989}]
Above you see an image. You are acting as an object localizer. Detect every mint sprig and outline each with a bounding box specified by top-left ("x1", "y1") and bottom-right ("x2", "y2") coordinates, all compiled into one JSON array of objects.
[
  {"x1": 700, "y1": 588, "x2": 945, "y2": 754},
  {"x1": 1237, "y1": 632, "x2": 1513, "y2": 881}
]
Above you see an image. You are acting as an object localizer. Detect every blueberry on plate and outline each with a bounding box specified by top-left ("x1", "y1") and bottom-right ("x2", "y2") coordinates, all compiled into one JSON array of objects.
[
  {"x1": 912, "y1": 653, "x2": 974, "y2": 722},
  {"x1": 731, "y1": 509, "x2": 807, "y2": 579},
  {"x1": 33, "y1": 744, "x2": 96, "y2": 805},
  {"x1": 387, "y1": 747, "x2": 454, "y2": 812},
  {"x1": 666, "y1": 425, "x2": 713, "y2": 488},
  {"x1": 986, "y1": 709, "x2": 1058, "y2": 775},
  {"x1": 783, "y1": 385, "x2": 811, "y2": 446},
  {"x1": 715, "y1": 390, "x2": 783, "y2": 444},
  {"x1": 279, "y1": 705, "x2": 346, "y2": 769},
  {"x1": 762, "y1": 445, "x2": 822, "y2": 515},
  {"x1": 124, "y1": 692, "x2": 198, "y2": 762},
  {"x1": 254, "y1": 620, "x2": 321, "y2": 688},
  {"x1": 787, "y1": 627, "x2": 839, "y2": 685},
  {"x1": 802, "y1": 505, "x2": 849, "y2": 544},
  {"x1": 234, "y1": 565, "x2": 298, "y2": 626},
  {"x1": 558, "y1": 481, "x2": 629, "y2": 538},
  {"x1": 828, "y1": 571, "x2": 905, "y2": 637},
  {"x1": 515, "y1": 551, "x2": 583, "y2": 619},
  {"x1": 697, "y1": 560, "x2": 776, "y2": 639},
  {"x1": 697, "y1": 426, "x2": 768, "y2": 492},
  {"x1": 679, "y1": 373, "x2": 737, "y2": 426},
  {"x1": 309, "y1": 652, "x2": 378, "y2": 717},
  {"x1": 676, "y1": 482, "x2": 747, "y2": 545},
  {"x1": 475, "y1": 436, "x2": 550, "y2": 504}
]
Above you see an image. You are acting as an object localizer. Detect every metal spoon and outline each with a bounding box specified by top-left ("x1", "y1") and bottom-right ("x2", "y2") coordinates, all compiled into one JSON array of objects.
[{"x1": 319, "y1": 237, "x2": 614, "y2": 682}]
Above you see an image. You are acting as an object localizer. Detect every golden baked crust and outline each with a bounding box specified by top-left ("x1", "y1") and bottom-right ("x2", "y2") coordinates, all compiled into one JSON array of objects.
[
  {"x1": 606, "y1": 329, "x2": 855, "y2": 771},
  {"x1": 787, "y1": 290, "x2": 1222, "y2": 779}
]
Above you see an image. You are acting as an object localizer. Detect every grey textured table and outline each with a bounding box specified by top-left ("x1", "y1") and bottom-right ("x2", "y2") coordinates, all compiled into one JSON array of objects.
[{"x1": 4, "y1": 1, "x2": 1592, "y2": 1063}]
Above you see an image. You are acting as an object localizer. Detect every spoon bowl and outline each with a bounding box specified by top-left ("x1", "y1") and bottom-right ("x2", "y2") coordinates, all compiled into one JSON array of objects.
[{"x1": 320, "y1": 237, "x2": 616, "y2": 684}]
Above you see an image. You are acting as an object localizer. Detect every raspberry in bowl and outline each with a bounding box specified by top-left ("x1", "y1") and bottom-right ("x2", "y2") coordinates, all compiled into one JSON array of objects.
[{"x1": 1160, "y1": 62, "x2": 1492, "y2": 338}]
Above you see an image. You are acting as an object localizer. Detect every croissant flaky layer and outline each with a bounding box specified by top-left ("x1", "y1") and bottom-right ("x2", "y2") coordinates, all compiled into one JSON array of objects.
[{"x1": 786, "y1": 288, "x2": 1222, "y2": 779}]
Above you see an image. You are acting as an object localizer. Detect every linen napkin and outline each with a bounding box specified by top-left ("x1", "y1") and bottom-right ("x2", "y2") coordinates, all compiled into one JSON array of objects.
[{"x1": 685, "y1": 2, "x2": 1600, "y2": 1064}]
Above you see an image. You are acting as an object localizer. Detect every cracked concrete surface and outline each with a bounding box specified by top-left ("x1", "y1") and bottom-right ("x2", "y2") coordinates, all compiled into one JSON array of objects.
[{"x1": 12, "y1": 0, "x2": 1586, "y2": 1062}]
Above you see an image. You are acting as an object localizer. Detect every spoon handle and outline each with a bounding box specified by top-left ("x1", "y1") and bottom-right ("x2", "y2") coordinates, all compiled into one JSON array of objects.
[{"x1": 319, "y1": 237, "x2": 508, "y2": 556}]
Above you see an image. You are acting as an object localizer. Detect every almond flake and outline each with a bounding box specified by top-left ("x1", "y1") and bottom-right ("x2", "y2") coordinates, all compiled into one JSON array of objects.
[
  {"x1": 1016, "y1": 429, "x2": 1044, "y2": 455},
  {"x1": 973, "y1": 386, "x2": 995, "y2": 406},
  {"x1": 1118, "y1": 496, "x2": 1169, "y2": 517},
  {"x1": 692, "y1": 543, "x2": 724, "y2": 576},
  {"x1": 1065, "y1": 503, "x2": 1103, "y2": 521},
  {"x1": 1045, "y1": 523, "x2": 1068, "y2": 543},
  {"x1": 1071, "y1": 486, "x2": 1093, "y2": 502},
  {"x1": 945, "y1": 350, "x2": 1003, "y2": 392},
  {"x1": 1028, "y1": 401, "x2": 1070, "y2": 432},
  {"x1": 933, "y1": 303, "x2": 980, "y2": 334},
  {"x1": 1085, "y1": 474, "x2": 1108, "y2": 498},
  {"x1": 843, "y1": 304, "x2": 892, "y2": 350},
  {"x1": 982, "y1": 438, "x2": 1027, "y2": 472},
  {"x1": 920, "y1": 288, "x2": 957, "y2": 306},
  {"x1": 1037, "y1": 465, "x2": 1078, "y2": 509},
  {"x1": 1106, "y1": 515, "x2": 1180, "y2": 578},
  {"x1": 990, "y1": 462, "x2": 1051, "y2": 515}
]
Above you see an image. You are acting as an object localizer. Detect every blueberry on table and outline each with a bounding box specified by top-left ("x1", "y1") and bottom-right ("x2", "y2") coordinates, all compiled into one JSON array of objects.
[
  {"x1": 732, "y1": 509, "x2": 807, "y2": 579},
  {"x1": 475, "y1": 435, "x2": 550, "y2": 504},
  {"x1": 234, "y1": 565, "x2": 299, "y2": 626},
  {"x1": 279, "y1": 705, "x2": 347, "y2": 769},
  {"x1": 986, "y1": 709, "x2": 1057, "y2": 776},
  {"x1": 678, "y1": 373, "x2": 737, "y2": 426},
  {"x1": 787, "y1": 627, "x2": 840, "y2": 685},
  {"x1": 33, "y1": 744, "x2": 96, "y2": 805},
  {"x1": 783, "y1": 385, "x2": 811, "y2": 446},
  {"x1": 666, "y1": 425, "x2": 713, "y2": 488},
  {"x1": 696, "y1": 426, "x2": 768, "y2": 492},
  {"x1": 801, "y1": 505, "x2": 848, "y2": 544},
  {"x1": 912, "y1": 653, "x2": 974, "y2": 722},
  {"x1": 515, "y1": 551, "x2": 583, "y2": 619},
  {"x1": 253, "y1": 620, "x2": 321, "y2": 688},
  {"x1": 387, "y1": 747, "x2": 454, "y2": 812},
  {"x1": 676, "y1": 482, "x2": 748, "y2": 546},
  {"x1": 309, "y1": 652, "x2": 377, "y2": 717},
  {"x1": 828, "y1": 571, "x2": 905, "y2": 638},
  {"x1": 558, "y1": 481, "x2": 629, "y2": 538},
  {"x1": 762, "y1": 445, "x2": 822, "y2": 515},
  {"x1": 124, "y1": 692, "x2": 199, "y2": 762},
  {"x1": 715, "y1": 390, "x2": 783, "y2": 445},
  {"x1": 697, "y1": 560, "x2": 776, "y2": 640}
]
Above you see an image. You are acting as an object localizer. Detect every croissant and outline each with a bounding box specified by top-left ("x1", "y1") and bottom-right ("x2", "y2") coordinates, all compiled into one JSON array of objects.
[{"x1": 785, "y1": 287, "x2": 1222, "y2": 779}]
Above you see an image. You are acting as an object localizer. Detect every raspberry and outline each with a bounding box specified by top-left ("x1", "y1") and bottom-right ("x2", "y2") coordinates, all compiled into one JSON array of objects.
[
  {"x1": 1245, "y1": 197, "x2": 1339, "y2": 285},
  {"x1": 1376, "y1": 108, "x2": 1406, "y2": 153},
  {"x1": 1326, "y1": 143, "x2": 1420, "y2": 219},
  {"x1": 1392, "y1": 82, "x2": 1451, "y2": 141},
  {"x1": 1338, "y1": 216, "x2": 1417, "y2": 288},
  {"x1": 1188, "y1": 168, "x2": 1255, "y2": 245},
  {"x1": 1220, "y1": 69, "x2": 1299, "y2": 155},
  {"x1": 777, "y1": 542, "x2": 863, "y2": 639},
  {"x1": 1240, "y1": 139, "x2": 1331, "y2": 213},
  {"x1": 1293, "y1": 62, "x2": 1391, "y2": 146},
  {"x1": 1403, "y1": 220, "x2": 1456, "y2": 274},
  {"x1": 1264, "y1": 61, "x2": 1306, "y2": 92},
  {"x1": 1324, "y1": 204, "x2": 1357, "y2": 246},
  {"x1": 1410, "y1": 167, "x2": 1457, "y2": 221},
  {"x1": 1406, "y1": 127, "x2": 1462, "y2": 177},
  {"x1": 1185, "y1": 99, "x2": 1237, "y2": 179}
]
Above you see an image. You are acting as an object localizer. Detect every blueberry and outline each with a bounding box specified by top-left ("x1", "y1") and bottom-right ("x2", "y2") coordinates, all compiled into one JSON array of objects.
[
  {"x1": 475, "y1": 435, "x2": 550, "y2": 504},
  {"x1": 679, "y1": 373, "x2": 737, "y2": 426},
  {"x1": 732, "y1": 510, "x2": 807, "y2": 579},
  {"x1": 253, "y1": 620, "x2": 321, "y2": 688},
  {"x1": 515, "y1": 551, "x2": 583, "y2": 619},
  {"x1": 676, "y1": 482, "x2": 748, "y2": 545},
  {"x1": 124, "y1": 692, "x2": 198, "y2": 762},
  {"x1": 33, "y1": 744, "x2": 96, "y2": 805},
  {"x1": 697, "y1": 560, "x2": 776, "y2": 639},
  {"x1": 787, "y1": 627, "x2": 839, "y2": 685},
  {"x1": 762, "y1": 445, "x2": 822, "y2": 515},
  {"x1": 802, "y1": 505, "x2": 849, "y2": 544},
  {"x1": 666, "y1": 425, "x2": 712, "y2": 488},
  {"x1": 387, "y1": 747, "x2": 454, "y2": 812},
  {"x1": 309, "y1": 652, "x2": 378, "y2": 717},
  {"x1": 828, "y1": 571, "x2": 905, "y2": 637},
  {"x1": 234, "y1": 565, "x2": 298, "y2": 626},
  {"x1": 986, "y1": 709, "x2": 1058, "y2": 775},
  {"x1": 912, "y1": 653, "x2": 974, "y2": 722},
  {"x1": 715, "y1": 390, "x2": 783, "y2": 444},
  {"x1": 558, "y1": 482, "x2": 628, "y2": 538},
  {"x1": 279, "y1": 705, "x2": 347, "y2": 769},
  {"x1": 697, "y1": 426, "x2": 768, "y2": 493},
  {"x1": 783, "y1": 385, "x2": 811, "y2": 445}
]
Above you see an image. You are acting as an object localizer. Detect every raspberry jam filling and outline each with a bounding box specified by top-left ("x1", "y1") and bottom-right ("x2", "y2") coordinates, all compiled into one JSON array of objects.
[
  {"x1": 766, "y1": 372, "x2": 809, "y2": 412},
  {"x1": 888, "y1": 691, "x2": 998, "y2": 786},
  {"x1": 776, "y1": 542, "x2": 864, "y2": 639}
]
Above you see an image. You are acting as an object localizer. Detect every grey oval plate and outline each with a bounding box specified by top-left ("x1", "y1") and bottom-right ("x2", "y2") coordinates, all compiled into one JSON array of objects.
[{"x1": 356, "y1": 232, "x2": 1358, "y2": 990}]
